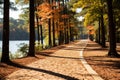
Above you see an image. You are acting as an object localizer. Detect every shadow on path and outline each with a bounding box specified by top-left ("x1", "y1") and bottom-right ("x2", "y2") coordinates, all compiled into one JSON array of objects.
[
  {"x1": 4, "y1": 61, "x2": 79, "y2": 80},
  {"x1": 85, "y1": 56, "x2": 120, "y2": 70},
  {"x1": 84, "y1": 41, "x2": 120, "y2": 74},
  {"x1": 38, "y1": 53, "x2": 83, "y2": 60},
  {"x1": 62, "y1": 47, "x2": 83, "y2": 51}
]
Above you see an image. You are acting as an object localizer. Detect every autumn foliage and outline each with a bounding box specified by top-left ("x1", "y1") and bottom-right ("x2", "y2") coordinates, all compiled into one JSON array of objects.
[
  {"x1": 36, "y1": 2, "x2": 53, "y2": 21},
  {"x1": 87, "y1": 25, "x2": 95, "y2": 34}
]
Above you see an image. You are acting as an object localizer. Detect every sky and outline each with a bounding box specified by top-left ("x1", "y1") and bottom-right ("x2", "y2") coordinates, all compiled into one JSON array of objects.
[
  {"x1": 10, "y1": 0, "x2": 22, "y2": 19},
  {"x1": 76, "y1": 8, "x2": 82, "y2": 13},
  {"x1": 76, "y1": 8, "x2": 84, "y2": 21},
  {"x1": 10, "y1": 7, "x2": 22, "y2": 19},
  {"x1": 0, "y1": 0, "x2": 22, "y2": 19}
]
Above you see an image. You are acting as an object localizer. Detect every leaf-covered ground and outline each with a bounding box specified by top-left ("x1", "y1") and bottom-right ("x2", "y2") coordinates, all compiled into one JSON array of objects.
[
  {"x1": 0, "y1": 40, "x2": 120, "y2": 80},
  {"x1": 84, "y1": 41, "x2": 120, "y2": 80}
]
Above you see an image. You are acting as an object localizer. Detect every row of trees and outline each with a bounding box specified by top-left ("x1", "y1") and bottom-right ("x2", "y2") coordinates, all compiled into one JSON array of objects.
[
  {"x1": 1, "y1": 0, "x2": 37, "y2": 62},
  {"x1": 1, "y1": 0, "x2": 79, "y2": 63},
  {"x1": 1, "y1": 0, "x2": 119, "y2": 63},
  {"x1": 69, "y1": 0, "x2": 120, "y2": 57}
]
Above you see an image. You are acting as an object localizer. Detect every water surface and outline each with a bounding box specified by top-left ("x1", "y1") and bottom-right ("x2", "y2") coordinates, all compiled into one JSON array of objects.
[{"x1": 0, "y1": 41, "x2": 29, "y2": 54}]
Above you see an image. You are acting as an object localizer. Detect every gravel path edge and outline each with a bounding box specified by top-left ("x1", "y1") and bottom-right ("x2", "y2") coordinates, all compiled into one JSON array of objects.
[{"x1": 80, "y1": 40, "x2": 104, "y2": 80}]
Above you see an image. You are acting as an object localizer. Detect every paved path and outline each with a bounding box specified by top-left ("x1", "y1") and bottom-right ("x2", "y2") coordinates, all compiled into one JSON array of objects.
[{"x1": 5, "y1": 40, "x2": 102, "y2": 80}]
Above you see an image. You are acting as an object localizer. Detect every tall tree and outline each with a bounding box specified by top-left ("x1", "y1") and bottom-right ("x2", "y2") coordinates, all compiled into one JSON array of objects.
[
  {"x1": 71, "y1": 0, "x2": 106, "y2": 46},
  {"x1": 36, "y1": 15, "x2": 40, "y2": 44},
  {"x1": 28, "y1": 0, "x2": 35, "y2": 56},
  {"x1": 48, "y1": 0, "x2": 52, "y2": 47},
  {"x1": 35, "y1": 0, "x2": 43, "y2": 45},
  {"x1": 36, "y1": 1, "x2": 53, "y2": 47},
  {"x1": 48, "y1": 18, "x2": 52, "y2": 47},
  {"x1": 106, "y1": 0, "x2": 119, "y2": 57},
  {"x1": 98, "y1": 17, "x2": 101, "y2": 44},
  {"x1": 100, "y1": 8, "x2": 106, "y2": 47},
  {"x1": 1, "y1": 0, "x2": 10, "y2": 62},
  {"x1": 52, "y1": 0, "x2": 56, "y2": 47},
  {"x1": 58, "y1": 0, "x2": 64, "y2": 45},
  {"x1": 40, "y1": 24, "x2": 43, "y2": 46}
]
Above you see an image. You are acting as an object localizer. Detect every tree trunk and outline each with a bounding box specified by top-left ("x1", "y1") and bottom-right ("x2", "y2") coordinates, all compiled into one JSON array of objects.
[
  {"x1": 36, "y1": 15, "x2": 40, "y2": 44},
  {"x1": 40, "y1": 24, "x2": 43, "y2": 47},
  {"x1": 66, "y1": 19, "x2": 69, "y2": 44},
  {"x1": 52, "y1": 0, "x2": 56, "y2": 47},
  {"x1": 52, "y1": 19, "x2": 56, "y2": 46},
  {"x1": 70, "y1": 27, "x2": 73, "y2": 41},
  {"x1": 1, "y1": 0, "x2": 10, "y2": 62},
  {"x1": 58, "y1": 23, "x2": 62, "y2": 45},
  {"x1": 100, "y1": 9, "x2": 106, "y2": 47},
  {"x1": 64, "y1": 19, "x2": 67, "y2": 44},
  {"x1": 59, "y1": 28, "x2": 64, "y2": 45},
  {"x1": 107, "y1": 0, "x2": 119, "y2": 57},
  {"x1": 28, "y1": 0, "x2": 35, "y2": 56},
  {"x1": 65, "y1": 0, "x2": 69, "y2": 44},
  {"x1": 48, "y1": 19, "x2": 52, "y2": 47},
  {"x1": 98, "y1": 18, "x2": 101, "y2": 44}
]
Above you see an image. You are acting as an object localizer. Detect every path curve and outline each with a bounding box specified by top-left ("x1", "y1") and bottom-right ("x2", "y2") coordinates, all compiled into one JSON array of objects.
[
  {"x1": 79, "y1": 40, "x2": 104, "y2": 80},
  {"x1": 5, "y1": 40, "x2": 102, "y2": 80}
]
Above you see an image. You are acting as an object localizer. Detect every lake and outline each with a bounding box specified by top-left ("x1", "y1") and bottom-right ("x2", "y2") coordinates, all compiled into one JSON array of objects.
[{"x1": 0, "y1": 41, "x2": 29, "y2": 54}]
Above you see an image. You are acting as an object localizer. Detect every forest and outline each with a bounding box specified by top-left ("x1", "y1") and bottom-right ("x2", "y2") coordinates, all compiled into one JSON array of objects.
[
  {"x1": 0, "y1": 0, "x2": 120, "y2": 80},
  {"x1": 0, "y1": 0, "x2": 81, "y2": 62},
  {"x1": 0, "y1": 0, "x2": 120, "y2": 62}
]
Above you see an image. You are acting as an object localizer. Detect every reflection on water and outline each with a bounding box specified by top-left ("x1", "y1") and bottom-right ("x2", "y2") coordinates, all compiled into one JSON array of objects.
[{"x1": 0, "y1": 41, "x2": 29, "y2": 54}]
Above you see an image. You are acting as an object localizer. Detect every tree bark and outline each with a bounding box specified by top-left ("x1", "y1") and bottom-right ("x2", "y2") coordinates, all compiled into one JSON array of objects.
[
  {"x1": 107, "y1": 0, "x2": 119, "y2": 57},
  {"x1": 100, "y1": 9, "x2": 106, "y2": 47},
  {"x1": 40, "y1": 25, "x2": 43, "y2": 47},
  {"x1": 52, "y1": 0, "x2": 56, "y2": 47},
  {"x1": 1, "y1": 0, "x2": 10, "y2": 62},
  {"x1": 28, "y1": 0, "x2": 35, "y2": 56},
  {"x1": 52, "y1": 19, "x2": 56, "y2": 46},
  {"x1": 48, "y1": 19, "x2": 52, "y2": 47},
  {"x1": 36, "y1": 15, "x2": 40, "y2": 44},
  {"x1": 98, "y1": 18, "x2": 101, "y2": 44}
]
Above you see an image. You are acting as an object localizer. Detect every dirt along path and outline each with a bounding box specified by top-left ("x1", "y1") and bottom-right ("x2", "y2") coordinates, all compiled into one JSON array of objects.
[
  {"x1": 5, "y1": 40, "x2": 97, "y2": 80},
  {"x1": 83, "y1": 40, "x2": 120, "y2": 80}
]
